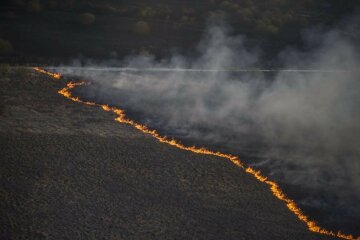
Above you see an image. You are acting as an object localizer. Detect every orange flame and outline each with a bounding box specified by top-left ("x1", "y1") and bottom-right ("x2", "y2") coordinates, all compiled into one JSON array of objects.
[
  {"x1": 33, "y1": 67, "x2": 62, "y2": 79},
  {"x1": 34, "y1": 67, "x2": 359, "y2": 240}
]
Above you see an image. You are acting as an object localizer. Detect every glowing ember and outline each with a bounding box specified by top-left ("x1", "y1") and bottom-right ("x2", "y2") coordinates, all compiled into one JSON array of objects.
[{"x1": 34, "y1": 67, "x2": 359, "y2": 240}]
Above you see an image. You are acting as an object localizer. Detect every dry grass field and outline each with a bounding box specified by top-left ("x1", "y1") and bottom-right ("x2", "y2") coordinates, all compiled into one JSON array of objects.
[{"x1": 0, "y1": 67, "x2": 337, "y2": 239}]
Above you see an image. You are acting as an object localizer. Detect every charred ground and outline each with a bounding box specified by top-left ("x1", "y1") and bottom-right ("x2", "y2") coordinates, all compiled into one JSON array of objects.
[{"x1": 0, "y1": 68, "x2": 338, "y2": 239}]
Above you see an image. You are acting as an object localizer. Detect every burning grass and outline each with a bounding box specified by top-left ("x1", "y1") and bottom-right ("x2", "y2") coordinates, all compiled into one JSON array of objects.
[{"x1": 34, "y1": 67, "x2": 359, "y2": 240}]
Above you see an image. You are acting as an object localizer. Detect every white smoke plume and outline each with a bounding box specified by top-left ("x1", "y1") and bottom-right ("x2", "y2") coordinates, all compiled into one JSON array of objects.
[{"x1": 53, "y1": 18, "x2": 360, "y2": 233}]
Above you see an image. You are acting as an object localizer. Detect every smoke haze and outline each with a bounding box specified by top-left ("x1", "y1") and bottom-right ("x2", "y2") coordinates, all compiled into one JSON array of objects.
[{"x1": 54, "y1": 19, "x2": 360, "y2": 234}]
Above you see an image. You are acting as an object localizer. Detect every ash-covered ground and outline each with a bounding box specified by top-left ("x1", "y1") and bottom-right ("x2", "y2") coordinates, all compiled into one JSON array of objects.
[
  {"x1": 71, "y1": 69, "x2": 360, "y2": 237},
  {"x1": 0, "y1": 68, "x2": 338, "y2": 239},
  {"x1": 56, "y1": 22, "x2": 360, "y2": 236}
]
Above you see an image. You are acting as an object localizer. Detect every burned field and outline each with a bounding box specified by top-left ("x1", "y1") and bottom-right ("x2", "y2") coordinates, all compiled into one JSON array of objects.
[
  {"x1": 0, "y1": 0, "x2": 359, "y2": 239},
  {"x1": 0, "y1": 68, "x2": 338, "y2": 239},
  {"x1": 66, "y1": 68, "x2": 360, "y2": 237}
]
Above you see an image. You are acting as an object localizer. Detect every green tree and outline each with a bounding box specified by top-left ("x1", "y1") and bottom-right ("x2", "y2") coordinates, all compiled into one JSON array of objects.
[
  {"x1": 139, "y1": 6, "x2": 156, "y2": 18},
  {"x1": 132, "y1": 21, "x2": 151, "y2": 36},
  {"x1": 77, "y1": 13, "x2": 96, "y2": 25},
  {"x1": 0, "y1": 39, "x2": 13, "y2": 55},
  {"x1": 27, "y1": 0, "x2": 42, "y2": 13},
  {"x1": 255, "y1": 20, "x2": 279, "y2": 36}
]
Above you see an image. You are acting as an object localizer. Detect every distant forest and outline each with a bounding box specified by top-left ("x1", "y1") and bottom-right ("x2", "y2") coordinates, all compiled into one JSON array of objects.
[{"x1": 0, "y1": 0, "x2": 359, "y2": 63}]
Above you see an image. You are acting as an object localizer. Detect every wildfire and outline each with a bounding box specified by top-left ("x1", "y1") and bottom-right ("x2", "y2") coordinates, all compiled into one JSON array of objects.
[
  {"x1": 33, "y1": 67, "x2": 62, "y2": 79},
  {"x1": 34, "y1": 67, "x2": 359, "y2": 240}
]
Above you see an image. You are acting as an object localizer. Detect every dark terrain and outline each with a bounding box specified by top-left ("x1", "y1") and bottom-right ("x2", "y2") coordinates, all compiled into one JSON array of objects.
[
  {"x1": 0, "y1": 0, "x2": 359, "y2": 64},
  {"x1": 0, "y1": 67, "x2": 337, "y2": 239},
  {"x1": 0, "y1": 0, "x2": 359, "y2": 239},
  {"x1": 73, "y1": 70, "x2": 360, "y2": 236}
]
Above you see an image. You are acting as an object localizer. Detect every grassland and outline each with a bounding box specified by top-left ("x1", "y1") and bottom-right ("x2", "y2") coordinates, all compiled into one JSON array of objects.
[{"x1": 0, "y1": 67, "x2": 339, "y2": 239}]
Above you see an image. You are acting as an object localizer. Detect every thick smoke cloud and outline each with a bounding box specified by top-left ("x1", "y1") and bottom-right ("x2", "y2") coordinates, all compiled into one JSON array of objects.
[{"x1": 55, "y1": 19, "x2": 360, "y2": 232}]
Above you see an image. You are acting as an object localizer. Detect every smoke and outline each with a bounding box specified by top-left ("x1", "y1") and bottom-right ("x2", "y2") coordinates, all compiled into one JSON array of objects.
[{"x1": 54, "y1": 19, "x2": 360, "y2": 232}]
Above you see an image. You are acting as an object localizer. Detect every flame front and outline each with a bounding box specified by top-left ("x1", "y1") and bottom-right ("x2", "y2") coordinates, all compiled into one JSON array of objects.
[
  {"x1": 33, "y1": 67, "x2": 62, "y2": 79},
  {"x1": 34, "y1": 67, "x2": 359, "y2": 240}
]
